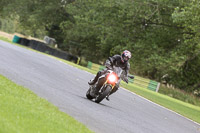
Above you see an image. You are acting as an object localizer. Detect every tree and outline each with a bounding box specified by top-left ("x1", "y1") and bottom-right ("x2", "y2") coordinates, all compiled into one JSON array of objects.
[
  {"x1": 0, "y1": 0, "x2": 74, "y2": 43},
  {"x1": 172, "y1": 0, "x2": 200, "y2": 93}
]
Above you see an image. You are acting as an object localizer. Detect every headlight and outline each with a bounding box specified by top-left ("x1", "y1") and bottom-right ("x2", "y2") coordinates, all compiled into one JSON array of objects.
[{"x1": 107, "y1": 73, "x2": 117, "y2": 83}]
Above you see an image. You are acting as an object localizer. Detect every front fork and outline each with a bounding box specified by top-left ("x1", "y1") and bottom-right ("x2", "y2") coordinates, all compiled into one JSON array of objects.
[
  {"x1": 91, "y1": 79, "x2": 115, "y2": 97},
  {"x1": 100, "y1": 80, "x2": 115, "y2": 95},
  {"x1": 104, "y1": 80, "x2": 115, "y2": 89}
]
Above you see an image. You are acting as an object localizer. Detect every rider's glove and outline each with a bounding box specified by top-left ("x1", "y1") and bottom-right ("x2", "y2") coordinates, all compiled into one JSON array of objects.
[
  {"x1": 124, "y1": 77, "x2": 129, "y2": 84},
  {"x1": 106, "y1": 66, "x2": 113, "y2": 70}
]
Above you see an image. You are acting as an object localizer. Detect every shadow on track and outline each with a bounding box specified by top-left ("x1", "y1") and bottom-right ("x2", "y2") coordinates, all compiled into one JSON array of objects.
[{"x1": 76, "y1": 94, "x2": 120, "y2": 111}]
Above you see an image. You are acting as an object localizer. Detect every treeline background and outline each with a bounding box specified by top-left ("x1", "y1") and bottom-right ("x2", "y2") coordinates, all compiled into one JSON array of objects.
[{"x1": 0, "y1": 0, "x2": 199, "y2": 97}]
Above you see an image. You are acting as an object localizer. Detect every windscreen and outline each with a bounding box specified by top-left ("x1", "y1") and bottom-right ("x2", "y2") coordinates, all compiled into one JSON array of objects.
[{"x1": 113, "y1": 67, "x2": 123, "y2": 78}]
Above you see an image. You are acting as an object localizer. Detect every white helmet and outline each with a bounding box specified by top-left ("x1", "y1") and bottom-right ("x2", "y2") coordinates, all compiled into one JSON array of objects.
[{"x1": 121, "y1": 50, "x2": 131, "y2": 62}]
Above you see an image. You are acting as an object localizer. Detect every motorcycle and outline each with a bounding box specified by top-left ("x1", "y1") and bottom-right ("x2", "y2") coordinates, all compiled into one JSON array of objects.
[{"x1": 86, "y1": 66, "x2": 134, "y2": 103}]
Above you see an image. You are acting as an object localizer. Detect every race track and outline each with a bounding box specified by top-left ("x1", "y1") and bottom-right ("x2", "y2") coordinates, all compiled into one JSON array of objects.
[{"x1": 0, "y1": 40, "x2": 200, "y2": 133}]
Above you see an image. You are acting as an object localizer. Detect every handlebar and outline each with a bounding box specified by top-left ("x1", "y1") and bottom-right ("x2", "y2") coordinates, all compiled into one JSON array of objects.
[{"x1": 128, "y1": 75, "x2": 134, "y2": 79}]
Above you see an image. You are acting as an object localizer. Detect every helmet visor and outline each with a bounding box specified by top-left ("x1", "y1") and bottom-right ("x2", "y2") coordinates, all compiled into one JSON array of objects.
[{"x1": 124, "y1": 56, "x2": 129, "y2": 61}]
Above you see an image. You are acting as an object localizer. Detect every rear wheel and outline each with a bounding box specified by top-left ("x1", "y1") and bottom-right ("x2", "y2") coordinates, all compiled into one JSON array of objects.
[
  {"x1": 95, "y1": 85, "x2": 112, "y2": 103},
  {"x1": 86, "y1": 88, "x2": 93, "y2": 100}
]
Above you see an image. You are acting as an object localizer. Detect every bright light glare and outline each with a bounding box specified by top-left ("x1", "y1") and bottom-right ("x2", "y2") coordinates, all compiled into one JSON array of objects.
[{"x1": 108, "y1": 74, "x2": 117, "y2": 83}]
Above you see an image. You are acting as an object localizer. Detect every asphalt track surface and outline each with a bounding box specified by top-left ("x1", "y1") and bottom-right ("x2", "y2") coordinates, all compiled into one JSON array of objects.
[{"x1": 0, "y1": 40, "x2": 200, "y2": 133}]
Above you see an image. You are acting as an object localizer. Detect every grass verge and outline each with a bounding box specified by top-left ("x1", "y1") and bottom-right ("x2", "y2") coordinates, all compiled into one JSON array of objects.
[
  {"x1": 1, "y1": 36, "x2": 200, "y2": 124},
  {"x1": 159, "y1": 85, "x2": 200, "y2": 107},
  {"x1": 0, "y1": 75, "x2": 93, "y2": 133},
  {"x1": 0, "y1": 36, "x2": 13, "y2": 43}
]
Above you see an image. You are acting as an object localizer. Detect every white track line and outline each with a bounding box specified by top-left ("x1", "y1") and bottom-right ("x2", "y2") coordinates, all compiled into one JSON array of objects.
[{"x1": 121, "y1": 87, "x2": 200, "y2": 126}]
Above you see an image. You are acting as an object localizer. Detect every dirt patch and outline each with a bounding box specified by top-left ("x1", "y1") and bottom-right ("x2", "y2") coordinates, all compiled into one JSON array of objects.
[
  {"x1": 0, "y1": 30, "x2": 45, "y2": 43},
  {"x1": 0, "y1": 31, "x2": 14, "y2": 40}
]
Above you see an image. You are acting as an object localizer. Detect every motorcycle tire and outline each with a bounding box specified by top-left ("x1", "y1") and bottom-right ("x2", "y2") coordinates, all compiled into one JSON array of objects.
[
  {"x1": 86, "y1": 88, "x2": 93, "y2": 100},
  {"x1": 95, "y1": 85, "x2": 112, "y2": 103}
]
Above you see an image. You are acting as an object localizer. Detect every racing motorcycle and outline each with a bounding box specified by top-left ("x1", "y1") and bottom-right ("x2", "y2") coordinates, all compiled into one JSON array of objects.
[{"x1": 86, "y1": 66, "x2": 134, "y2": 103}]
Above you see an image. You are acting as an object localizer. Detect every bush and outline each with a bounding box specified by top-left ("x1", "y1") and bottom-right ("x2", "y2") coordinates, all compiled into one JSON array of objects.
[{"x1": 79, "y1": 58, "x2": 88, "y2": 67}]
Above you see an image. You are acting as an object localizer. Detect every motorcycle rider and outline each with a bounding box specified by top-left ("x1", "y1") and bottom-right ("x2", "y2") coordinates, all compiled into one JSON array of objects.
[{"x1": 88, "y1": 50, "x2": 132, "y2": 100}]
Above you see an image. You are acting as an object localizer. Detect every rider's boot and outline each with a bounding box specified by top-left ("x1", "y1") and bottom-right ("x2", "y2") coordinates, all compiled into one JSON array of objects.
[
  {"x1": 88, "y1": 79, "x2": 97, "y2": 85},
  {"x1": 88, "y1": 72, "x2": 101, "y2": 85},
  {"x1": 106, "y1": 95, "x2": 110, "y2": 101}
]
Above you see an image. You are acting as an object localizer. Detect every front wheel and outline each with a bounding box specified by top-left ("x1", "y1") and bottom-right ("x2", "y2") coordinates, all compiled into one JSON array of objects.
[{"x1": 95, "y1": 85, "x2": 112, "y2": 103}]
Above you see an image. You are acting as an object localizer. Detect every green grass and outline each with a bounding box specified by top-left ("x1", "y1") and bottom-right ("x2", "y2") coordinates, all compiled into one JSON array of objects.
[
  {"x1": 0, "y1": 36, "x2": 13, "y2": 43},
  {"x1": 1, "y1": 36, "x2": 200, "y2": 124},
  {"x1": 159, "y1": 85, "x2": 200, "y2": 107},
  {"x1": 0, "y1": 75, "x2": 93, "y2": 133}
]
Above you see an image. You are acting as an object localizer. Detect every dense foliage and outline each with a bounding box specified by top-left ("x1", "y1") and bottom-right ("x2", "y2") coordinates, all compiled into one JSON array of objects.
[{"x1": 0, "y1": 0, "x2": 199, "y2": 96}]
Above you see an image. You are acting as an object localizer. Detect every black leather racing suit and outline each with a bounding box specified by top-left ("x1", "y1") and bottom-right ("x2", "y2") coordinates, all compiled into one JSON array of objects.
[
  {"x1": 105, "y1": 54, "x2": 130, "y2": 82},
  {"x1": 92, "y1": 54, "x2": 130, "y2": 95}
]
